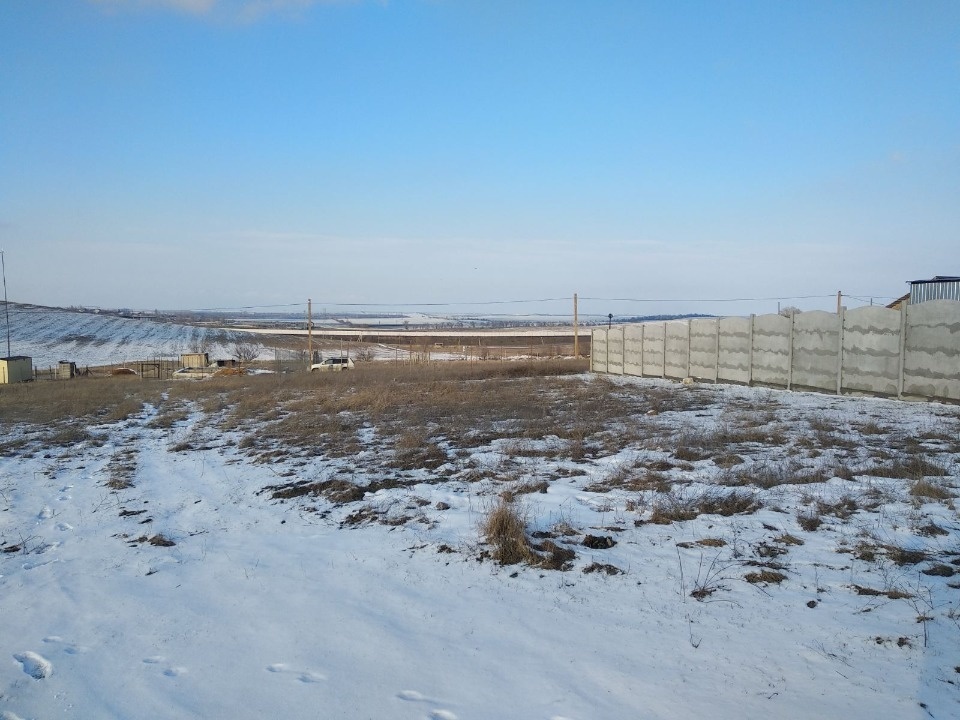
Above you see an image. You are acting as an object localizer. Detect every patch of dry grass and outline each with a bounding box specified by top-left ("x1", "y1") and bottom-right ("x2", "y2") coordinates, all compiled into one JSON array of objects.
[
  {"x1": 909, "y1": 478, "x2": 954, "y2": 501},
  {"x1": 744, "y1": 569, "x2": 787, "y2": 584},
  {"x1": 864, "y1": 457, "x2": 948, "y2": 481},
  {"x1": 482, "y1": 498, "x2": 537, "y2": 566},
  {"x1": 0, "y1": 376, "x2": 164, "y2": 427},
  {"x1": 648, "y1": 488, "x2": 761, "y2": 524}
]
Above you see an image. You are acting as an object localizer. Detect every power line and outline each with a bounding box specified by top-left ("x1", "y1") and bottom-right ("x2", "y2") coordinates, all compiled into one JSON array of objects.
[
  {"x1": 144, "y1": 292, "x2": 902, "y2": 315},
  {"x1": 580, "y1": 294, "x2": 837, "y2": 303},
  {"x1": 187, "y1": 302, "x2": 308, "y2": 312},
  {"x1": 308, "y1": 298, "x2": 572, "y2": 308}
]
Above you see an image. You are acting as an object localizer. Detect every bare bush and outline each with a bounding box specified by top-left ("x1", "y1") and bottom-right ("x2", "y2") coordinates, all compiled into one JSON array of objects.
[{"x1": 232, "y1": 338, "x2": 262, "y2": 363}]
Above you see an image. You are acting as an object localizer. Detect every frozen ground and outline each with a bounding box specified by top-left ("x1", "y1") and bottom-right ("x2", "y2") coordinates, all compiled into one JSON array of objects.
[{"x1": 1, "y1": 376, "x2": 959, "y2": 719}]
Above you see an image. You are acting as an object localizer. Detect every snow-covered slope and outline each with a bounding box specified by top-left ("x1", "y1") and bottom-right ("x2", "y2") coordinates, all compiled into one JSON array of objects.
[{"x1": 2, "y1": 304, "x2": 253, "y2": 369}]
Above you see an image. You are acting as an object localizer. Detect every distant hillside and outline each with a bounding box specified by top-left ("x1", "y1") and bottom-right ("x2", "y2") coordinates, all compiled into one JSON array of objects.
[{"x1": 1, "y1": 303, "x2": 259, "y2": 369}]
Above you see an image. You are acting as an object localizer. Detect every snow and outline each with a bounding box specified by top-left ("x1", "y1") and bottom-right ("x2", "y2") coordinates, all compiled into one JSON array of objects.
[
  {"x1": 3, "y1": 304, "x2": 576, "y2": 370},
  {"x1": 3, "y1": 305, "x2": 258, "y2": 369},
  {"x1": 2, "y1": 374, "x2": 959, "y2": 719}
]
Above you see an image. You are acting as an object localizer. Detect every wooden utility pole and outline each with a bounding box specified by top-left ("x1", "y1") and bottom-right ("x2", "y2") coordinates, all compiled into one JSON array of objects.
[
  {"x1": 307, "y1": 298, "x2": 313, "y2": 366},
  {"x1": 573, "y1": 293, "x2": 579, "y2": 358}
]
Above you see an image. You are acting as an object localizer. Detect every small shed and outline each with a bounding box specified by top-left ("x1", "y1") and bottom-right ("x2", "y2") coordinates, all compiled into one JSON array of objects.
[
  {"x1": 180, "y1": 352, "x2": 210, "y2": 368},
  {"x1": 58, "y1": 360, "x2": 77, "y2": 380},
  {"x1": 1, "y1": 356, "x2": 33, "y2": 384}
]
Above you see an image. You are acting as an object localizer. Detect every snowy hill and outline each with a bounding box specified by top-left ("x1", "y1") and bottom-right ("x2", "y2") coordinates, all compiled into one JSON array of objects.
[{"x1": 1, "y1": 304, "x2": 260, "y2": 369}]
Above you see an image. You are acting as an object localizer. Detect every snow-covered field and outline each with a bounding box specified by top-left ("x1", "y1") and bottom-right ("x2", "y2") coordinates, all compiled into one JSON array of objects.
[
  {"x1": 2, "y1": 371, "x2": 958, "y2": 719},
  {"x1": 3, "y1": 303, "x2": 576, "y2": 370},
  {"x1": 3, "y1": 305, "x2": 252, "y2": 370}
]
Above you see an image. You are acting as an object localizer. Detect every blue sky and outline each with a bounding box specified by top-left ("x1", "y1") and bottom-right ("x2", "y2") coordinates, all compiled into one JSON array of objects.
[{"x1": 1, "y1": 0, "x2": 957, "y2": 318}]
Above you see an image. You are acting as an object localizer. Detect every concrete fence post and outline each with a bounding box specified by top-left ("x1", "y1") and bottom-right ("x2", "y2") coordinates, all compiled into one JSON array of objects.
[
  {"x1": 787, "y1": 310, "x2": 795, "y2": 391},
  {"x1": 605, "y1": 328, "x2": 610, "y2": 371},
  {"x1": 618, "y1": 325, "x2": 626, "y2": 375},
  {"x1": 897, "y1": 302, "x2": 908, "y2": 399},
  {"x1": 714, "y1": 318, "x2": 721, "y2": 383},
  {"x1": 661, "y1": 321, "x2": 667, "y2": 379},
  {"x1": 686, "y1": 319, "x2": 692, "y2": 378},
  {"x1": 748, "y1": 314, "x2": 755, "y2": 386},
  {"x1": 640, "y1": 323, "x2": 645, "y2": 377},
  {"x1": 836, "y1": 306, "x2": 846, "y2": 395}
]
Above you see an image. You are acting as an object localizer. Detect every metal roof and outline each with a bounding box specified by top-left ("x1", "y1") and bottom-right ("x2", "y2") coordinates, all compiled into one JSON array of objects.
[{"x1": 908, "y1": 275, "x2": 960, "y2": 284}]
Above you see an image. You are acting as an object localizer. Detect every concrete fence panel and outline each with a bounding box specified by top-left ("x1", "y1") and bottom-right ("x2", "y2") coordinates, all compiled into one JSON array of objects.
[
  {"x1": 903, "y1": 300, "x2": 960, "y2": 401},
  {"x1": 717, "y1": 316, "x2": 752, "y2": 384},
  {"x1": 623, "y1": 324, "x2": 644, "y2": 376},
  {"x1": 841, "y1": 305, "x2": 902, "y2": 396},
  {"x1": 642, "y1": 322, "x2": 666, "y2": 376},
  {"x1": 608, "y1": 326, "x2": 625, "y2": 375},
  {"x1": 791, "y1": 310, "x2": 842, "y2": 392},
  {"x1": 751, "y1": 313, "x2": 791, "y2": 387},
  {"x1": 591, "y1": 329, "x2": 608, "y2": 374},
  {"x1": 689, "y1": 318, "x2": 719, "y2": 381},
  {"x1": 664, "y1": 321, "x2": 690, "y2": 379},
  {"x1": 592, "y1": 300, "x2": 959, "y2": 404}
]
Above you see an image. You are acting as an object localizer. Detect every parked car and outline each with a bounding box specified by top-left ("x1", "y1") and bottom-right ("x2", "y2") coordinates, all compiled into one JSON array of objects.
[{"x1": 310, "y1": 357, "x2": 355, "y2": 372}]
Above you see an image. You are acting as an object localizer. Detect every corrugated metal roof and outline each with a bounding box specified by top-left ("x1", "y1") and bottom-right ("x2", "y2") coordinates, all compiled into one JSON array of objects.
[
  {"x1": 909, "y1": 277, "x2": 960, "y2": 304},
  {"x1": 909, "y1": 275, "x2": 960, "y2": 284}
]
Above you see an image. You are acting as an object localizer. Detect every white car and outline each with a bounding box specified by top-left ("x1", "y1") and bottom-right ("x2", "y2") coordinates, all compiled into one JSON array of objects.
[{"x1": 310, "y1": 357, "x2": 355, "y2": 372}]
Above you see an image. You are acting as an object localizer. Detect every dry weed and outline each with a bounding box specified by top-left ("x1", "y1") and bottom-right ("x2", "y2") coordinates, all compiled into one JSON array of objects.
[{"x1": 482, "y1": 498, "x2": 536, "y2": 566}]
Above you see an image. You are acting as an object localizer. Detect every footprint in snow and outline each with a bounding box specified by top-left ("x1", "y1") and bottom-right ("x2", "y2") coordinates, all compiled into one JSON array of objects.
[
  {"x1": 398, "y1": 690, "x2": 428, "y2": 702},
  {"x1": 1, "y1": 711, "x2": 27, "y2": 720},
  {"x1": 37, "y1": 506, "x2": 54, "y2": 520},
  {"x1": 298, "y1": 671, "x2": 325, "y2": 683},
  {"x1": 56, "y1": 522, "x2": 73, "y2": 531},
  {"x1": 22, "y1": 558, "x2": 57, "y2": 571},
  {"x1": 43, "y1": 635, "x2": 88, "y2": 655},
  {"x1": 397, "y1": 690, "x2": 457, "y2": 719},
  {"x1": 266, "y1": 663, "x2": 327, "y2": 683},
  {"x1": 13, "y1": 651, "x2": 53, "y2": 679},
  {"x1": 141, "y1": 656, "x2": 185, "y2": 677}
]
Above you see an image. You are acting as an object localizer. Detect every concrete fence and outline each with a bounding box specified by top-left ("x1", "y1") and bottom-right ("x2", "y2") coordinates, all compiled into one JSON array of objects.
[{"x1": 591, "y1": 300, "x2": 960, "y2": 402}]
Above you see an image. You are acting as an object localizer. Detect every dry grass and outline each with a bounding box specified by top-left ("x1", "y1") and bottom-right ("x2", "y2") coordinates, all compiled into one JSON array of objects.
[
  {"x1": 480, "y1": 497, "x2": 577, "y2": 570},
  {"x1": 648, "y1": 488, "x2": 761, "y2": 524},
  {"x1": 718, "y1": 460, "x2": 834, "y2": 489},
  {"x1": 744, "y1": 569, "x2": 787, "y2": 584},
  {"x1": 909, "y1": 478, "x2": 955, "y2": 501},
  {"x1": 864, "y1": 457, "x2": 948, "y2": 481},
  {"x1": 0, "y1": 376, "x2": 164, "y2": 426},
  {"x1": 796, "y1": 511, "x2": 824, "y2": 532},
  {"x1": 482, "y1": 498, "x2": 536, "y2": 566}
]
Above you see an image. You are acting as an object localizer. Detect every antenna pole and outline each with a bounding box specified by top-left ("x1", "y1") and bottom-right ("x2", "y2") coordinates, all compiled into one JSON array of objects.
[{"x1": 1, "y1": 250, "x2": 10, "y2": 358}]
